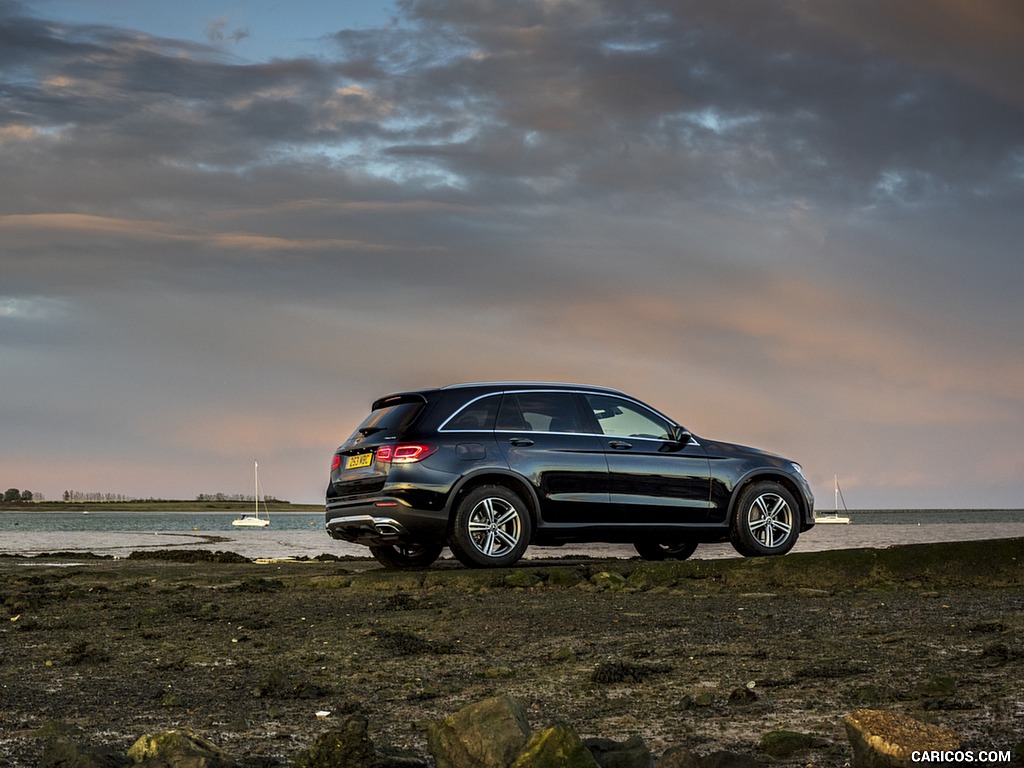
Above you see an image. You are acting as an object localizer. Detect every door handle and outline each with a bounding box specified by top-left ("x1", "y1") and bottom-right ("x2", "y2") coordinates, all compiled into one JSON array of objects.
[
  {"x1": 509, "y1": 438, "x2": 535, "y2": 447},
  {"x1": 609, "y1": 440, "x2": 632, "y2": 450}
]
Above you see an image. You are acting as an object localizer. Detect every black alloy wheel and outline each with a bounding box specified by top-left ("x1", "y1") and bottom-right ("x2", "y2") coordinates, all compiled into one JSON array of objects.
[
  {"x1": 448, "y1": 485, "x2": 532, "y2": 568},
  {"x1": 633, "y1": 540, "x2": 699, "y2": 561},
  {"x1": 729, "y1": 481, "x2": 800, "y2": 557},
  {"x1": 369, "y1": 542, "x2": 444, "y2": 570}
]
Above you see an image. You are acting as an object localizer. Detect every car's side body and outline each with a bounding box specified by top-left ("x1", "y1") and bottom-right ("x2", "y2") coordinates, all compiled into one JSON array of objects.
[{"x1": 326, "y1": 382, "x2": 814, "y2": 567}]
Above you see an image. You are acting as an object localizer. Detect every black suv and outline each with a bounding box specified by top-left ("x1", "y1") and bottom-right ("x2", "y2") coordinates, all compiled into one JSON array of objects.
[{"x1": 326, "y1": 382, "x2": 814, "y2": 569}]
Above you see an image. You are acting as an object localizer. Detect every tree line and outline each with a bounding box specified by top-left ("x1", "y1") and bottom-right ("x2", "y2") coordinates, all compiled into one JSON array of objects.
[
  {"x1": 3, "y1": 489, "x2": 44, "y2": 502},
  {"x1": 62, "y1": 491, "x2": 137, "y2": 502},
  {"x1": 196, "y1": 493, "x2": 281, "y2": 503},
  {"x1": 2, "y1": 490, "x2": 285, "y2": 504}
]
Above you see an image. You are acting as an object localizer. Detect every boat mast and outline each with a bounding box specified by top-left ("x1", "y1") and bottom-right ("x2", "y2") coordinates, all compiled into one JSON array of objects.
[{"x1": 254, "y1": 461, "x2": 259, "y2": 518}]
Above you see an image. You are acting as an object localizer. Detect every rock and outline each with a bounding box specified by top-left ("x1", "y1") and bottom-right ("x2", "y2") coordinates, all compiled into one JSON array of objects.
[
  {"x1": 505, "y1": 571, "x2": 543, "y2": 588},
  {"x1": 373, "y1": 748, "x2": 429, "y2": 768},
  {"x1": 512, "y1": 725, "x2": 600, "y2": 768},
  {"x1": 479, "y1": 666, "x2": 515, "y2": 679},
  {"x1": 219, "y1": 717, "x2": 249, "y2": 734},
  {"x1": 348, "y1": 571, "x2": 426, "y2": 592},
  {"x1": 590, "y1": 572, "x2": 627, "y2": 591},
  {"x1": 657, "y1": 746, "x2": 700, "y2": 768},
  {"x1": 126, "y1": 729, "x2": 233, "y2": 768},
  {"x1": 626, "y1": 565, "x2": 679, "y2": 591},
  {"x1": 550, "y1": 646, "x2": 575, "y2": 662},
  {"x1": 916, "y1": 676, "x2": 956, "y2": 698},
  {"x1": 727, "y1": 686, "x2": 757, "y2": 704},
  {"x1": 697, "y1": 752, "x2": 763, "y2": 768},
  {"x1": 852, "y1": 684, "x2": 884, "y2": 705},
  {"x1": 979, "y1": 642, "x2": 1012, "y2": 667},
  {"x1": 292, "y1": 715, "x2": 376, "y2": 768},
  {"x1": 844, "y1": 709, "x2": 959, "y2": 768},
  {"x1": 758, "y1": 730, "x2": 828, "y2": 759},
  {"x1": 584, "y1": 735, "x2": 655, "y2": 768},
  {"x1": 590, "y1": 660, "x2": 670, "y2": 684},
  {"x1": 697, "y1": 752, "x2": 764, "y2": 768},
  {"x1": 422, "y1": 570, "x2": 507, "y2": 590},
  {"x1": 677, "y1": 692, "x2": 714, "y2": 710},
  {"x1": 38, "y1": 722, "x2": 127, "y2": 768},
  {"x1": 64, "y1": 640, "x2": 110, "y2": 666},
  {"x1": 546, "y1": 568, "x2": 585, "y2": 588},
  {"x1": 427, "y1": 695, "x2": 531, "y2": 768}
]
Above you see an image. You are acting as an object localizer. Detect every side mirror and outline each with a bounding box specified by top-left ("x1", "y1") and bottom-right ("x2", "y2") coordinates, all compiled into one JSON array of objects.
[{"x1": 670, "y1": 426, "x2": 692, "y2": 444}]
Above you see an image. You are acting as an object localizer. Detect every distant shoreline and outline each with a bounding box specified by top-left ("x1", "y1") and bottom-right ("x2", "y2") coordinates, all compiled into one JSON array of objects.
[{"x1": 0, "y1": 500, "x2": 323, "y2": 513}]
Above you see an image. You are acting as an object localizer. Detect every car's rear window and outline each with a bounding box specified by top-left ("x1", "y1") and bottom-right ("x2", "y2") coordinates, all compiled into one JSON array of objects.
[{"x1": 349, "y1": 396, "x2": 425, "y2": 440}]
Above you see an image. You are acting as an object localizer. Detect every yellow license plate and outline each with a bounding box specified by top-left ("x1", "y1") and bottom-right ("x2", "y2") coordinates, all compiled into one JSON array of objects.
[{"x1": 346, "y1": 453, "x2": 373, "y2": 470}]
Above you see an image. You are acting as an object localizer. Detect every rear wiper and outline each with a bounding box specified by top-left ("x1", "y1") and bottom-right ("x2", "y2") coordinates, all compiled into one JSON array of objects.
[{"x1": 358, "y1": 426, "x2": 384, "y2": 436}]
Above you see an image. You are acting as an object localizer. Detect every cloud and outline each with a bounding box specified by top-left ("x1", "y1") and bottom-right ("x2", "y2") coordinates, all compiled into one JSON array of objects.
[
  {"x1": 206, "y1": 16, "x2": 250, "y2": 45},
  {"x1": 799, "y1": 0, "x2": 1024, "y2": 109},
  {"x1": 1, "y1": 0, "x2": 1022, "y2": 507}
]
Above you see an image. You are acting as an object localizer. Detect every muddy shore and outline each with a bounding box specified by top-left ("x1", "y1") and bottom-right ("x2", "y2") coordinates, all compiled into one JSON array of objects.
[{"x1": 1, "y1": 540, "x2": 1022, "y2": 767}]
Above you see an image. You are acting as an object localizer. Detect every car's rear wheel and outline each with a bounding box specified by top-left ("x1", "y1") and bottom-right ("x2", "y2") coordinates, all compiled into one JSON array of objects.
[
  {"x1": 369, "y1": 542, "x2": 444, "y2": 570},
  {"x1": 448, "y1": 485, "x2": 532, "y2": 568},
  {"x1": 730, "y1": 481, "x2": 799, "y2": 557},
  {"x1": 633, "y1": 540, "x2": 699, "y2": 561}
]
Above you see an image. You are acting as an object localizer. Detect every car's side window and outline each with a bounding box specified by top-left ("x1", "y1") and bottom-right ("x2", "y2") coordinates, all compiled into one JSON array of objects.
[
  {"x1": 443, "y1": 394, "x2": 500, "y2": 431},
  {"x1": 585, "y1": 394, "x2": 672, "y2": 440},
  {"x1": 496, "y1": 392, "x2": 584, "y2": 433}
]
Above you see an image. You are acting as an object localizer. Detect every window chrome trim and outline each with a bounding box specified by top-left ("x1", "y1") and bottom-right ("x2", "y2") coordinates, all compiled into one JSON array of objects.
[
  {"x1": 439, "y1": 388, "x2": 590, "y2": 433},
  {"x1": 437, "y1": 392, "x2": 504, "y2": 432},
  {"x1": 438, "y1": 388, "x2": 693, "y2": 444}
]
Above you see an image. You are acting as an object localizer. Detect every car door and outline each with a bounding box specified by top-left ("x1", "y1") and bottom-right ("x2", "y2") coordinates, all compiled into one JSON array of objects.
[
  {"x1": 582, "y1": 393, "x2": 712, "y2": 524},
  {"x1": 494, "y1": 390, "x2": 609, "y2": 523}
]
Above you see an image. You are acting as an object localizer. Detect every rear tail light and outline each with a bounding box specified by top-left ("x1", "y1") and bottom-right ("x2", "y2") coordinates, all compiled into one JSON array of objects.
[
  {"x1": 376, "y1": 444, "x2": 437, "y2": 463},
  {"x1": 331, "y1": 454, "x2": 341, "y2": 471}
]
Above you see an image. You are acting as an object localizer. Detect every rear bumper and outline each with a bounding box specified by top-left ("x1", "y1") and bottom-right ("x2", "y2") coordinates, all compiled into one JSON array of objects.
[
  {"x1": 325, "y1": 498, "x2": 449, "y2": 547},
  {"x1": 326, "y1": 513, "x2": 408, "y2": 545}
]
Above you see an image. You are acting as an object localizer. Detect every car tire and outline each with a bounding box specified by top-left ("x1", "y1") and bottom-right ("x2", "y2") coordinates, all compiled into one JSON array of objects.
[
  {"x1": 448, "y1": 485, "x2": 532, "y2": 568},
  {"x1": 369, "y1": 542, "x2": 444, "y2": 570},
  {"x1": 730, "y1": 481, "x2": 800, "y2": 557},
  {"x1": 633, "y1": 541, "x2": 699, "y2": 561}
]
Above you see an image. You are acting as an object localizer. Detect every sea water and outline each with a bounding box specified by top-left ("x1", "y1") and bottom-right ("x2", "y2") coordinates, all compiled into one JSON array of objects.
[{"x1": 1, "y1": 509, "x2": 1023, "y2": 561}]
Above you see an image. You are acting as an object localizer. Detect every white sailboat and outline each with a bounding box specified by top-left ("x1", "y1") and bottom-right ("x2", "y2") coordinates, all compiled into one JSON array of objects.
[
  {"x1": 817, "y1": 475, "x2": 851, "y2": 524},
  {"x1": 232, "y1": 461, "x2": 270, "y2": 528}
]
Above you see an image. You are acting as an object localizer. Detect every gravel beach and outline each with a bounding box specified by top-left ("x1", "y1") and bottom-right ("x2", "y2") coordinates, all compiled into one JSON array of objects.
[{"x1": 1, "y1": 539, "x2": 1021, "y2": 767}]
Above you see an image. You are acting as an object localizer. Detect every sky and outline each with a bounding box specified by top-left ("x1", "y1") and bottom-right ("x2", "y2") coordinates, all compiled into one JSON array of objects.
[{"x1": 2, "y1": 0, "x2": 1023, "y2": 509}]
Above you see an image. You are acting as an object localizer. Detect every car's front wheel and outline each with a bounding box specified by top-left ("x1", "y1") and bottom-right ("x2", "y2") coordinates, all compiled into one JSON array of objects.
[
  {"x1": 448, "y1": 485, "x2": 532, "y2": 568},
  {"x1": 369, "y1": 542, "x2": 444, "y2": 570},
  {"x1": 730, "y1": 481, "x2": 800, "y2": 557},
  {"x1": 633, "y1": 540, "x2": 699, "y2": 561}
]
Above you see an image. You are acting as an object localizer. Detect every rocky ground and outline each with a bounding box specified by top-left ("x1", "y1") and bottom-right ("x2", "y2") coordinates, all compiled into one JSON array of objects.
[{"x1": 1, "y1": 540, "x2": 1022, "y2": 767}]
